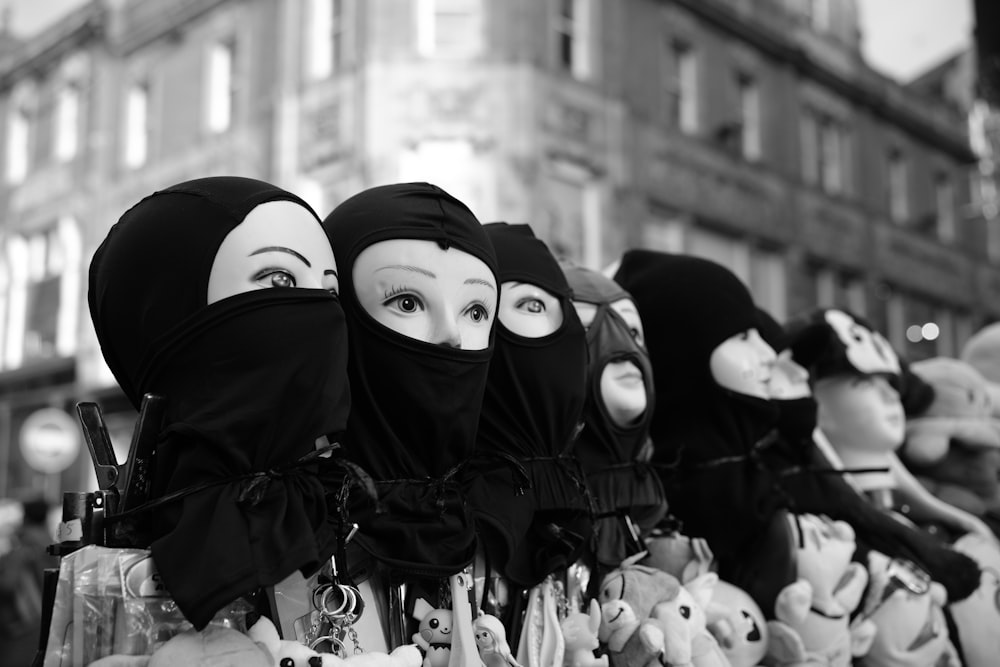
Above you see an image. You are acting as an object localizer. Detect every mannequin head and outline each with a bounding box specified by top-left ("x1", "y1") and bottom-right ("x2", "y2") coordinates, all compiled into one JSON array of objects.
[
  {"x1": 207, "y1": 200, "x2": 339, "y2": 303},
  {"x1": 768, "y1": 350, "x2": 812, "y2": 400},
  {"x1": 352, "y1": 238, "x2": 496, "y2": 350},
  {"x1": 813, "y1": 374, "x2": 905, "y2": 454},
  {"x1": 709, "y1": 328, "x2": 776, "y2": 399},
  {"x1": 499, "y1": 281, "x2": 563, "y2": 338},
  {"x1": 574, "y1": 297, "x2": 649, "y2": 427}
]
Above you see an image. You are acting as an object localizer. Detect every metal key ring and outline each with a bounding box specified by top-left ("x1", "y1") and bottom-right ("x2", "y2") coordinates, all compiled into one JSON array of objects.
[
  {"x1": 320, "y1": 584, "x2": 350, "y2": 618},
  {"x1": 345, "y1": 585, "x2": 365, "y2": 621},
  {"x1": 309, "y1": 633, "x2": 348, "y2": 656},
  {"x1": 311, "y1": 582, "x2": 333, "y2": 612}
]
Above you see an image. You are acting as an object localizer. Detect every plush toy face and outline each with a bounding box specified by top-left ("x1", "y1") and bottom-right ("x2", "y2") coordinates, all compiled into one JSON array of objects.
[
  {"x1": 814, "y1": 375, "x2": 905, "y2": 453},
  {"x1": 792, "y1": 514, "x2": 857, "y2": 606},
  {"x1": 207, "y1": 200, "x2": 339, "y2": 304},
  {"x1": 711, "y1": 580, "x2": 769, "y2": 667},
  {"x1": 824, "y1": 310, "x2": 900, "y2": 376},
  {"x1": 418, "y1": 609, "x2": 454, "y2": 646},
  {"x1": 709, "y1": 327, "x2": 776, "y2": 399},
  {"x1": 498, "y1": 281, "x2": 563, "y2": 337},
  {"x1": 352, "y1": 239, "x2": 497, "y2": 350},
  {"x1": 768, "y1": 350, "x2": 811, "y2": 400},
  {"x1": 949, "y1": 533, "x2": 1000, "y2": 667},
  {"x1": 597, "y1": 564, "x2": 681, "y2": 648},
  {"x1": 575, "y1": 297, "x2": 649, "y2": 427}
]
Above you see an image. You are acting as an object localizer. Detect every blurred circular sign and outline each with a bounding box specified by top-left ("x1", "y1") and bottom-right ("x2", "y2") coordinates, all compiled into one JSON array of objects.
[{"x1": 20, "y1": 408, "x2": 80, "y2": 474}]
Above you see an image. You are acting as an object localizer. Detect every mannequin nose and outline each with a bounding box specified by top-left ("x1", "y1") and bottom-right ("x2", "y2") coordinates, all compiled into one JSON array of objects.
[
  {"x1": 433, "y1": 313, "x2": 463, "y2": 349},
  {"x1": 748, "y1": 329, "x2": 777, "y2": 363}
]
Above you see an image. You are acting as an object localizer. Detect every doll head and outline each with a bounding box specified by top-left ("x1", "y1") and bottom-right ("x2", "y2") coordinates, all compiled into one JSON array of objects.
[{"x1": 787, "y1": 308, "x2": 905, "y2": 468}]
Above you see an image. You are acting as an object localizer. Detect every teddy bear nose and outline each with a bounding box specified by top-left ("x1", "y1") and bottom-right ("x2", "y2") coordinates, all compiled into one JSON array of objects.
[{"x1": 308, "y1": 658, "x2": 323, "y2": 667}]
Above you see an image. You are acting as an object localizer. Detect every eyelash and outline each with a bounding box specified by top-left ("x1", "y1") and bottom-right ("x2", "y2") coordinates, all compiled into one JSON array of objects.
[{"x1": 383, "y1": 284, "x2": 408, "y2": 300}]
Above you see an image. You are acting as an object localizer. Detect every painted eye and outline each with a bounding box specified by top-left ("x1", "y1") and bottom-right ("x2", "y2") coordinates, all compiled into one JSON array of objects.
[
  {"x1": 257, "y1": 269, "x2": 296, "y2": 288},
  {"x1": 429, "y1": 618, "x2": 440, "y2": 629},
  {"x1": 679, "y1": 605, "x2": 691, "y2": 619},
  {"x1": 391, "y1": 295, "x2": 419, "y2": 313},
  {"x1": 518, "y1": 298, "x2": 545, "y2": 314},
  {"x1": 467, "y1": 304, "x2": 490, "y2": 323}
]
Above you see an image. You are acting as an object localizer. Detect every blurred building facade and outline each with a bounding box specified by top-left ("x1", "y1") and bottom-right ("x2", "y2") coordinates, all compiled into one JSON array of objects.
[{"x1": 0, "y1": 0, "x2": 995, "y2": 498}]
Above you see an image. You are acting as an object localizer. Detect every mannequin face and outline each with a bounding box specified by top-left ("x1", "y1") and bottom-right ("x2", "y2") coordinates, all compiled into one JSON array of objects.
[
  {"x1": 352, "y1": 239, "x2": 497, "y2": 350},
  {"x1": 498, "y1": 282, "x2": 563, "y2": 337},
  {"x1": 709, "y1": 328, "x2": 776, "y2": 399},
  {"x1": 813, "y1": 374, "x2": 905, "y2": 452},
  {"x1": 207, "y1": 200, "x2": 339, "y2": 304},
  {"x1": 768, "y1": 350, "x2": 812, "y2": 400},
  {"x1": 574, "y1": 298, "x2": 648, "y2": 427}
]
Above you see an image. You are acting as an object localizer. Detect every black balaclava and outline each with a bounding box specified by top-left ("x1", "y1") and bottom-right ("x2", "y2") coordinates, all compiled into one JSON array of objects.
[
  {"x1": 613, "y1": 250, "x2": 793, "y2": 614},
  {"x1": 783, "y1": 307, "x2": 982, "y2": 603},
  {"x1": 322, "y1": 182, "x2": 498, "y2": 577},
  {"x1": 562, "y1": 264, "x2": 666, "y2": 568},
  {"x1": 468, "y1": 223, "x2": 590, "y2": 588},
  {"x1": 89, "y1": 176, "x2": 351, "y2": 629}
]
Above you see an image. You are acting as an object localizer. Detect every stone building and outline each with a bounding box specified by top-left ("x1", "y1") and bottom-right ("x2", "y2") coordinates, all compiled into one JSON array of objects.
[{"x1": 0, "y1": 0, "x2": 993, "y2": 497}]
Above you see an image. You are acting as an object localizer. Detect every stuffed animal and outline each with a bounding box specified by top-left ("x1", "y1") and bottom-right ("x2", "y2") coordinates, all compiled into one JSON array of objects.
[
  {"x1": 597, "y1": 558, "x2": 681, "y2": 666},
  {"x1": 249, "y1": 616, "x2": 422, "y2": 667},
  {"x1": 412, "y1": 608, "x2": 454, "y2": 667},
  {"x1": 856, "y1": 550, "x2": 959, "y2": 667},
  {"x1": 961, "y1": 322, "x2": 1000, "y2": 417},
  {"x1": 560, "y1": 599, "x2": 608, "y2": 667},
  {"x1": 146, "y1": 624, "x2": 272, "y2": 667},
  {"x1": 708, "y1": 581, "x2": 767, "y2": 667},
  {"x1": 902, "y1": 357, "x2": 1000, "y2": 526},
  {"x1": 474, "y1": 612, "x2": 522, "y2": 667},
  {"x1": 647, "y1": 572, "x2": 730, "y2": 667},
  {"x1": 948, "y1": 532, "x2": 1000, "y2": 667},
  {"x1": 765, "y1": 514, "x2": 874, "y2": 667}
]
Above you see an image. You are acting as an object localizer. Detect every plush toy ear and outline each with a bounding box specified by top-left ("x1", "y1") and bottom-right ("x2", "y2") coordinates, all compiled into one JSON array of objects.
[
  {"x1": 247, "y1": 616, "x2": 281, "y2": 658},
  {"x1": 773, "y1": 580, "x2": 812, "y2": 624},
  {"x1": 684, "y1": 572, "x2": 718, "y2": 612},
  {"x1": 765, "y1": 620, "x2": 806, "y2": 663},
  {"x1": 849, "y1": 618, "x2": 877, "y2": 657}
]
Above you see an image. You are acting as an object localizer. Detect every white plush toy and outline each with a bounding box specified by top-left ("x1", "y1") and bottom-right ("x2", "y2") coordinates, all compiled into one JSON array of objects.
[{"x1": 247, "y1": 616, "x2": 423, "y2": 667}]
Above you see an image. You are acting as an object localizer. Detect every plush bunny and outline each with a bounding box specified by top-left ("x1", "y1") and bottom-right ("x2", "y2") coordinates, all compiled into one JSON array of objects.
[
  {"x1": 560, "y1": 599, "x2": 608, "y2": 667},
  {"x1": 902, "y1": 357, "x2": 1000, "y2": 528}
]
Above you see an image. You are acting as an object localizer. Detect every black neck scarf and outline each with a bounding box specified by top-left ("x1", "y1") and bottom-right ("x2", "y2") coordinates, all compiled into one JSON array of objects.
[
  {"x1": 322, "y1": 182, "x2": 498, "y2": 576},
  {"x1": 613, "y1": 251, "x2": 791, "y2": 591},
  {"x1": 562, "y1": 264, "x2": 666, "y2": 568},
  {"x1": 88, "y1": 176, "x2": 350, "y2": 629},
  {"x1": 468, "y1": 223, "x2": 590, "y2": 588}
]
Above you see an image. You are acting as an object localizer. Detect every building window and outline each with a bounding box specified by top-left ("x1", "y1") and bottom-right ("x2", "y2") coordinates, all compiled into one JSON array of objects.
[
  {"x1": 888, "y1": 148, "x2": 909, "y2": 223},
  {"x1": 802, "y1": 109, "x2": 850, "y2": 195},
  {"x1": 934, "y1": 173, "x2": 956, "y2": 242},
  {"x1": 545, "y1": 162, "x2": 601, "y2": 268},
  {"x1": 206, "y1": 39, "x2": 235, "y2": 134},
  {"x1": 53, "y1": 84, "x2": 80, "y2": 162},
  {"x1": 307, "y1": 0, "x2": 348, "y2": 79},
  {"x1": 812, "y1": 264, "x2": 866, "y2": 314},
  {"x1": 666, "y1": 40, "x2": 698, "y2": 134},
  {"x1": 3, "y1": 221, "x2": 80, "y2": 368},
  {"x1": 123, "y1": 80, "x2": 149, "y2": 168},
  {"x1": 6, "y1": 106, "x2": 29, "y2": 184},
  {"x1": 417, "y1": 0, "x2": 482, "y2": 59},
  {"x1": 554, "y1": 0, "x2": 592, "y2": 80},
  {"x1": 737, "y1": 72, "x2": 761, "y2": 162}
]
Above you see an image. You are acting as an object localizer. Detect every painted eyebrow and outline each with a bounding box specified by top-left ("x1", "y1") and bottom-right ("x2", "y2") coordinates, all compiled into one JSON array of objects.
[
  {"x1": 375, "y1": 264, "x2": 435, "y2": 278},
  {"x1": 249, "y1": 246, "x2": 311, "y2": 267},
  {"x1": 465, "y1": 277, "x2": 496, "y2": 289},
  {"x1": 324, "y1": 269, "x2": 338, "y2": 278}
]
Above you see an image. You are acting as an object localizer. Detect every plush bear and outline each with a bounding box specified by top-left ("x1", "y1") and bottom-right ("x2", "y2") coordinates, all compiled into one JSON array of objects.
[
  {"x1": 902, "y1": 357, "x2": 1000, "y2": 529},
  {"x1": 765, "y1": 514, "x2": 875, "y2": 667}
]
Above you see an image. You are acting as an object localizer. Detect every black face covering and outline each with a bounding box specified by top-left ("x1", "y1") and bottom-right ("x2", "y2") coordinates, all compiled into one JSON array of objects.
[
  {"x1": 322, "y1": 182, "x2": 498, "y2": 576},
  {"x1": 562, "y1": 264, "x2": 666, "y2": 568},
  {"x1": 613, "y1": 251, "x2": 792, "y2": 612},
  {"x1": 468, "y1": 223, "x2": 589, "y2": 588},
  {"x1": 88, "y1": 176, "x2": 350, "y2": 629}
]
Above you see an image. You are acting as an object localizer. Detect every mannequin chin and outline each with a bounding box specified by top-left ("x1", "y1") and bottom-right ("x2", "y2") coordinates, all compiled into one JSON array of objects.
[
  {"x1": 768, "y1": 350, "x2": 811, "y2": 400},
  {"x1": 600, "y1": 359, "x2": 647, "y2": 426},
  {"x1": 352, "y1": 238, "x2": 497, "y2": 350},
  {"x1": 709, "y1": 328, "x2": 776, "y2": 399},
  {"x1": 499, "y1": 281, "x2": 563, "y2": 337}
]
